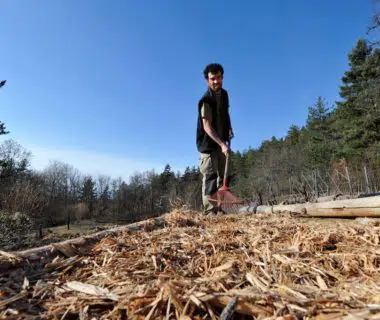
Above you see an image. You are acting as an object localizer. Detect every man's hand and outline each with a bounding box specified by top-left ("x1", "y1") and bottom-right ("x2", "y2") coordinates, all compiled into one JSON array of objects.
[{"x1": 221, "y1": 142, "x2": 230, "y2": 156}]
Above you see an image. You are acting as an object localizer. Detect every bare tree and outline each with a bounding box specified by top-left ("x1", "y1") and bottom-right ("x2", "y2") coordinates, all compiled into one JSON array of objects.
[
  {"x1": 0, "y1": 139, "x2": 32, "y2": 178},
  {"x1": 97, "y1": 174, "x2": 111, "y2": 196}
]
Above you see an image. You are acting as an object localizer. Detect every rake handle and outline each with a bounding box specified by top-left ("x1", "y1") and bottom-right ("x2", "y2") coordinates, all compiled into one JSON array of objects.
[{"x1": 222, "y1": 139, "x2": 231, "y2": 189}]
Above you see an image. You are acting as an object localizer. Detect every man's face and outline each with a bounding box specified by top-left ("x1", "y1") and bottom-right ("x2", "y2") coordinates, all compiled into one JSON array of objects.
[{"x1": 207, "y1": 71, "x2": 223, "y2": 92}]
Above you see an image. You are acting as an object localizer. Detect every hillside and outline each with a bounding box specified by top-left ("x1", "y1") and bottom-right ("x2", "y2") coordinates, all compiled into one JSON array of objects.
[{"x1": 1, "y1": 209, "x2": 379, "y2": 319}]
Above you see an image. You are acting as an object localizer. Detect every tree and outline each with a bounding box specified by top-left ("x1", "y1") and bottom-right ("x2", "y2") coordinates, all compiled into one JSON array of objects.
[
  {"x1": 0, "y1": 80, "x2": 9, "y2": 136},
  {"x1": 366, "y1": 1, "x2": 380, "y2": 46},
  {"x1": 303, "y1": 97, "x2": 335, "y2": 168},
  {"x1": 0, "y1": 122, "x2": 8, "y2": 135},
  {"x1": 335, "y1": 39, "x2": 380, "y2": 158},
  {"x1": 0, "y1": 139, "x2": 31, "y2": 180},
  {"x1": 42, "y1": 160, "x2": 71, "y2": 201},
  {"x1": 159, "y1": 164, "x2": 175, "y2": 192},
  {"x1": 96, "y1": 174, "x2": 111, "y2": 215},
  {"x1": 80, "y1": 176, "x2": 97, "y2": 217},
  {"x1": 68, "y1": 167, "x2": 82, "y2": 203},
  {"x1": 285, "y1": 125, "x2": 301, "y2": 146}
]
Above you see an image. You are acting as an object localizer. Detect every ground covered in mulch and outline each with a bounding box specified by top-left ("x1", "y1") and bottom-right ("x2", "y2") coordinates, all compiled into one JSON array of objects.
[{"x1": 1, "y1": 210, "x2": 380, "y2": 319}]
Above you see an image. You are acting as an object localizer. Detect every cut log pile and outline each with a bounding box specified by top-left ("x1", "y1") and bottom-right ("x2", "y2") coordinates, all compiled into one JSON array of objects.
[
  {"x1": 242, "y1": 195, "x2": 380, "y2": 218},
  {"x1": 0, "y1": 209, "x2": 380, "y2": 319}
]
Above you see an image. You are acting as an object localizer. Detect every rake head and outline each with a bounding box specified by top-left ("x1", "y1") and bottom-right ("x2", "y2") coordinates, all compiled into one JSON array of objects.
[
  {"x1": 208, "y1": 185, "x2": 246, "y2": 214},
  {"x1": 207, "y1": 143, "x2": 246, "y2": 214}
]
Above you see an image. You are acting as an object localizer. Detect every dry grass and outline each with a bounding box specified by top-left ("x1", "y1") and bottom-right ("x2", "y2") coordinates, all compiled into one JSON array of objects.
[{"x1": 1, "y1": 209, "x2": 380, "y2": 319}]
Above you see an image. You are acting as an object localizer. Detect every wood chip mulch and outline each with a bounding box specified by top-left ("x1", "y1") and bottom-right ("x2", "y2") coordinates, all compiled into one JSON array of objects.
[{"x1": 1, "y1": 210, "x2": 380, "y2": 319}]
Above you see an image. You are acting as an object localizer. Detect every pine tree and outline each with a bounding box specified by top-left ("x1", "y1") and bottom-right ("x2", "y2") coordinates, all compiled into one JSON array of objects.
[
  {"x1": 159, "y1": 164, "x2": 175, "y2": 193},
  {"x1": 0, "y1": 122, "x2": 8, "y2": 135},
  {"x1": 335, "y1": 39, "x2": 379, "y2": 158},
  {"x1": 304, "y1": 97, "x2": 335, "y2": 168},
  {"x1": 286, "y1": 125, "x2": 301, "y2": 146}
]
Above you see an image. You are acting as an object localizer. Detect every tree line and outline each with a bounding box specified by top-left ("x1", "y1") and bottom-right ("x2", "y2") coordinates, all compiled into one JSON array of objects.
[
  {"x1": 0, "y1": 16, "x2": 379, "y2": 230},
  {"x1": 0, "y1": 140, "x2": 201, "y2": 228}
]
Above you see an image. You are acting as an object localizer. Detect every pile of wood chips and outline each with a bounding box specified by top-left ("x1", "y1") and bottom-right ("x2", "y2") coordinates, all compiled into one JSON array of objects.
[{"x1": 1, "y1": 209, "x2": 380, "y2": 319}]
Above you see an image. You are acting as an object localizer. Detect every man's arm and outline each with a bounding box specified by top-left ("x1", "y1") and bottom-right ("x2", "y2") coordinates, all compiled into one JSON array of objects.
[{"x1": 201, "y1": 103, "x2": 230, "y2": 155}]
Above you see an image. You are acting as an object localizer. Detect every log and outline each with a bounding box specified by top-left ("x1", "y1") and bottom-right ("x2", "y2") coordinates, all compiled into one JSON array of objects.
[
  {"x1": 358, "y1": 192, "x2": 380, "y2": 198},
  {"x1": 255, "y1": 195, "x2": 380, "y2": 217},
  {"x1": 0, "y1": 215, "x2": 166, "y2": 276},
  {"x1": 315, "y1": 195, "x2": 340, "y2": 203}
]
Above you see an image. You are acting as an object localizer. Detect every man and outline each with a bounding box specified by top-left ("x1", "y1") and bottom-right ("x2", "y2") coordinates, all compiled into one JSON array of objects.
[{"x1": 196, "y1": 63, "x2": 234, "y2": 215}]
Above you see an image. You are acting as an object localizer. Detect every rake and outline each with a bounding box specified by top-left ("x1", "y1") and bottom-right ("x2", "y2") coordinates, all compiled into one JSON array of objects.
[{"x1": 208, "y1": 140, "x2": 246, "y2": 214}]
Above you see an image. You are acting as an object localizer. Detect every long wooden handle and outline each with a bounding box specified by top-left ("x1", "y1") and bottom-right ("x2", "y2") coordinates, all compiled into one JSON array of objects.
[{"x1": 223, "y1": 140, "x2": 231, "y2": 188}]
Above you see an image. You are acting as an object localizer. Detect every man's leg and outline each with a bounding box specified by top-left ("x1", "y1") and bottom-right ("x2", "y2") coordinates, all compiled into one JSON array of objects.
[{"x1": 199, "y1": 153, "x2": 218, "y2": 214}]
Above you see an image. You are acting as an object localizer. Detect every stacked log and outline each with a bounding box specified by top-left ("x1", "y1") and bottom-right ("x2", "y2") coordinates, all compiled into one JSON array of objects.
[{"x1": 253, "y1": 195, "x2": 380, "y2": 217}]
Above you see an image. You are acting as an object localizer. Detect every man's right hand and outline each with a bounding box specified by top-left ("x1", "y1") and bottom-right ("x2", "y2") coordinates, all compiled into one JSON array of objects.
[{"x1": 221, "y1": 142, "x2": 230, "y2": 156}]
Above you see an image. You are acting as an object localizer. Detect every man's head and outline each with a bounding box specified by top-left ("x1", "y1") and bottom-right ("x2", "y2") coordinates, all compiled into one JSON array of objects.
[{"x1": 203, "y1": 63, "x2": 224, "y2": 92}]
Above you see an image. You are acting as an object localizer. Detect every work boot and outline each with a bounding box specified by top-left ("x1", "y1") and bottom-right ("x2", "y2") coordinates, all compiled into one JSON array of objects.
[
  {"x1": 216, "y1": 207, "x2": 227, "y2": 216},
  {"x1": 202, "y1": 208, "x2": 215, "y2": 216}
]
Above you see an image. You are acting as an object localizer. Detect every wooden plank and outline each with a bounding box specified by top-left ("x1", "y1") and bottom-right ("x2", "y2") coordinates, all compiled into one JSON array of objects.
[{"x1": 303, "y1": 207, "x2": 380, "y2": 217}]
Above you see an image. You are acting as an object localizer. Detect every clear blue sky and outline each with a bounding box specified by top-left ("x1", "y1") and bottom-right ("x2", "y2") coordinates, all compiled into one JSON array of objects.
[{"x1": 0, "y1": 0, "x2": 375, "y2": 181}]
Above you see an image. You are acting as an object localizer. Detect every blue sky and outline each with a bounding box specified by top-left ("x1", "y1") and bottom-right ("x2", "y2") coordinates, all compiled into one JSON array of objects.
[{"x1": 0, "y1": 0, "x2": 375, "y2": 181}]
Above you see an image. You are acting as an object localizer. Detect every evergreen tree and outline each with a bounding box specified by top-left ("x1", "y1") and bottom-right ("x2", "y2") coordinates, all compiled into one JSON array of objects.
[
  {"x1": 285, "y1": 125, "x2": 301, "y2": 146},
  {"x1": 335, "y1": 39, "x2": 380, "y2": 158},
  {"x1": 304, "y1": 97, "x2": 335, "y2": 168},
  {"x1": 0, "y1": 122, "x2": 8, "y2": 136},
  {"x1": 159, "y1": 164, "x2": 175, "y2": 193},
  {"x1": 80, "y1": 176, "x2": 97, "y2": 217}
]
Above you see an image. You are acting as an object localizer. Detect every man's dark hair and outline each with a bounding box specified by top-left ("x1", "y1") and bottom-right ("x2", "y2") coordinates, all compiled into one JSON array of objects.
[{"x1": 203, "y1": 63, "x2": 224, "y2": 79}]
